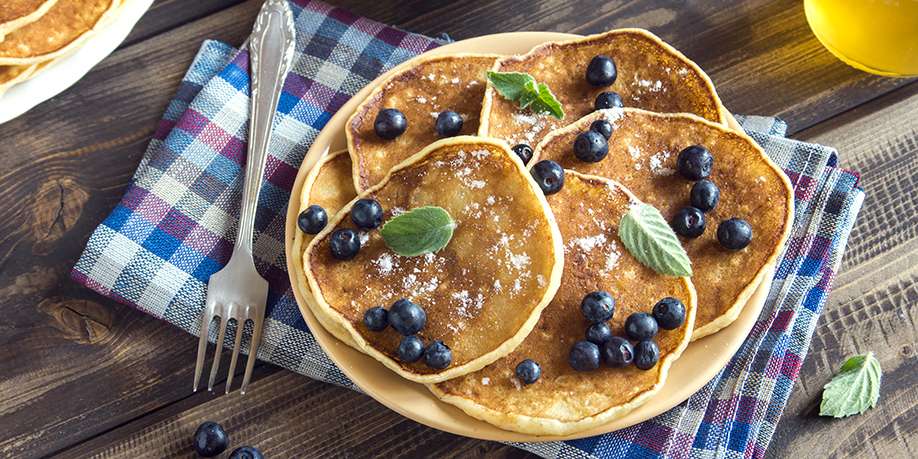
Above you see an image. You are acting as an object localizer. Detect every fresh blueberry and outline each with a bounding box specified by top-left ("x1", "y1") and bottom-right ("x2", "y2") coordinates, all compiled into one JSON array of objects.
[
  {"x1": 193, "y1": 421, "x2": 229, "y2": 457},
  {"x1": 531, "y1": 160, "x2": 565, "y2": 195},
  {"x1": 228, "y1": 446, "x2": 264, "y2": 459},
  {"x1": 435, "y1": 110, "x2": 463, "y2": 137},
  {"x1": 652, "y1": 297, "x2": 686, "y2": 330},
  {"x1": 634, "y1": 340, "x2": 660, "y2": 370},
  {"x1": 594, "y1": 91, "x2": 624, "y2": 110},
  {"x1": 580, "y1": 291, "x2": 615, "y2": 323},
  {"x1": 717, "y1": 218, "x2": 753, "y2": 250},
  {"x1": 690, "y1": 179, "x2": 720, "y2": 212},
  {"x1": 362, "y1": 306, "x2": 388, "y2": 331},
  {"x1": 388, "y1": 298, "x2": 427, "y2": 335},
  {"x1": 515, "y1": 359, "x2": 541, "y2": 385},
  {"x1": 397, "y1": 335, "x2": 425, "y2": 363},
  {"x1": 573, "y1": 130, "x2": 609, "y2": 163},
  {"x1": 374, "y1": 108, "x2": 408, "y2": 139},
  {"x1": 424, "y1": 340, "x2": 452, "y2": 369},
  {"x1": 512, "y1": 143, "x2": 534, "y2": 165},
  {"x1": 585, "y1": 55, "x2": 617, "y2": 86},
  {"x1": 351, "y1": 198, "x2": 383, "y2": 229},
  {"x1": 625, "y1": 312, "x2": 658, "y2": 341},
  {"x1": 602, "y1": 336, "x2": 634, "y2": 367},
  {"x1": 329, "y1": 228, "x2": 360, "y2": 260},
  {"x1": 298, "y1": 205, "x2": 327, "y2": 234},
  {"x1": 676, "y1": 145, "x2": 713, "y2": 180},
  {"x1": 671, "y1": 206, "x2": 706, "y2": 238},
  {"x1": 586, "y1": 322, "x2": 613, "y2": 345},
  {"x1": 569, "y1": 340, "x2": 601, "y2": 371},
  {"x1": 589, "y1": 119, "x2": 614, "y2": 139}
]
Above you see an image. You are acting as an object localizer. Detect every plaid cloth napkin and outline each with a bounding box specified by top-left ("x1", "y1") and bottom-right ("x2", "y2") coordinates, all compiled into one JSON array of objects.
[{"x1": 72, "y1": 1, "x2": 864, "y2": 457}]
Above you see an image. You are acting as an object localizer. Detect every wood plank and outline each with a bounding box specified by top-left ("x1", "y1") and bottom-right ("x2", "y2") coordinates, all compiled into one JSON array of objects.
[
  {"x1": 332, "y1": 0, "x2": 915, "y2": 133},
  {"x1": 767, "y1": 83, "x2": 918, "y2": 457},
  {"x1": 123, "y1": 0, "x2": 245, "y2": 47}
]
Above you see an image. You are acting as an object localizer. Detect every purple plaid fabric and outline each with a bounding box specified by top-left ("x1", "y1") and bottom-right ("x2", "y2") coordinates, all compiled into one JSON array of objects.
[{"x1": 71, "y1": 2, "x2": 864, "y2": 458}]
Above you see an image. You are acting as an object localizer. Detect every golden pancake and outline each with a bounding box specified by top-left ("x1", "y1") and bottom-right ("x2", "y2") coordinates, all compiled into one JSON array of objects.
[
  {"x1": 431, "y1": 172, "x2": 697, "y2": 435},
  {"x1": 479, "y1": 28, "x2": 727, "y2": 148},
  {"x1": 304, "y1": 136, "x2": 564, "y2": 383},
  {"x1": 0, "y1": 63, "x2": 37, "y2": 95},
  {"x1": 534, "y1": 108, "x2": 793, "y2": 339},
  {"x1": 0, "y1": 0, "x2": 120, "y2": 65},
  {"x1": 346, "y1": 53, "x2": 499, "y2": 192},
  {"x1": 0, "y1": 0, "x2": 58, "y2": 41}
]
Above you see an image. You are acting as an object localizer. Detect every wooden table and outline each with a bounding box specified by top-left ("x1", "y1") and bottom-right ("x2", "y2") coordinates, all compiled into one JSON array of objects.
[{"x1": 0, "y1": 1, "x2": 914, "y2": 457}]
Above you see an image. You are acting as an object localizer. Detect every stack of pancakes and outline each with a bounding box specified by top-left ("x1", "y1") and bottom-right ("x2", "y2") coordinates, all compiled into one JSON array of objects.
[
  {"x1": 0, "y1": 0, "x2": 122, "y2": 95},
  {"x1": 290, "y1": 29, "x2": 793, "y2": 436}
]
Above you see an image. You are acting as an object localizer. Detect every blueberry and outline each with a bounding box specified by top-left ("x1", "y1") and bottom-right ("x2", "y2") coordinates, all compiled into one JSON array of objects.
[
  {"x1": 515, "y1": 359, "x2": 541, "y2": 385},
  {"x1": 568, "y1": 340, "x2": 601, "y2": 371},
  {"x1": 580, "y1": 291, "x2": 615, "y2": 323},
  {"x1": 531, "y1": 160, "x2": 565, "y2": 195},
  {"x1": 397, "y1": 335, "x2": 425, "y2": 362},
  {"x1": 652, "y1": 297, "x2": 686, "y2": 330},
  {"x1": 625, "y1": 312, "x2": 658, "y2": 341},
  {"x1": 634, "y1": 340, "x2": 660, "y2": 370},
  {"x1": 573, "y1": 130, "x2": 609, "y2": 163},
  {"x1": 586, "y1": 322, "x2": 612, "y2": 345},
  {"x1": 717, "y1": 218, "x2": 753, "y2": 250},
  {"x1": 424, "y1": 340, "x2": 452, "y2": 369},
  {"x1": 602, "y1": 336, "x2": 634, "y2": 367},
  {"x1": 193, "y1": 421, "x2": 229, "y2": 457},
  {"x1": 676, "y1": 145, "x2": 713, "y2": 180},
  {"x1": 351, "y1": 198, "x2": 383, "y2": 229},
  {"x1": 435, "y1": 110, "x2": 463, "y2": 137},
  {"x1": 690, "y1": 179, "x2": 720, "y2": 212},
  {"x1": 512, "y1": 143, "x2": 534, "y2": 165},
  {"x1": 671, "y1": 206, "x2": 706, "y2": 238},
  {"x1": 585, "y1": 55, "x2": 617, "y2": 86},
  {"x1": 589, "y1": 119, "x2": 614, "y2": 139},
  {"x1": 298, "y1": 205, "x2": 327, "y2": 234},
  {"x1": 594, "y1": 91, "x2": 624, "y2": 110},
  {"x1": 362, "y1": 306, "x2": 388, "y2": 331},
  {"x1": 388, "y1": 298, "x2": 427, "y2": 335},
  {"x1": 329, "y1": 228, "x2": 360, "y2": 260},
  {"x1": 229, "y1": 446, "x2": 264, "y2": 459},
  {"x1": 374, "y1": 108, "x2": 408, "y2": 139}
]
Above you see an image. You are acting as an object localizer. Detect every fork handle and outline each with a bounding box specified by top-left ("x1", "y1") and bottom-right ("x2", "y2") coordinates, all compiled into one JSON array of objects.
[{"x1": 235, "y1": 0, "x2": 296, "y2": 257}]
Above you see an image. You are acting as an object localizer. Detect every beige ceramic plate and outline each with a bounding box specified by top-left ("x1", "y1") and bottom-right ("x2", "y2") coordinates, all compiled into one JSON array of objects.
[{"x1": 284, "y1": 32, "x2": 772, "y2": 441}]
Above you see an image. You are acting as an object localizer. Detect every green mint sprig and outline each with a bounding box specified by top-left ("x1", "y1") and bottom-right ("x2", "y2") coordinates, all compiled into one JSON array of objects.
[
  {"x1": 380, "y1": 206, "x2": 456, "y2": 257},
  {"x1": 618, "y1": 203, "x2": 692, "y2": 277},
  {"x1": 486, "y1": 71, "x2": 564, "y2": 119}
]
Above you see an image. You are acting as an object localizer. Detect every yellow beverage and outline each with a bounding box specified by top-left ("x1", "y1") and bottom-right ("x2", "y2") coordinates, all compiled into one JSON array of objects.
[{"x1": 804, "y1": 0, "x2": 918, "y2": 77}]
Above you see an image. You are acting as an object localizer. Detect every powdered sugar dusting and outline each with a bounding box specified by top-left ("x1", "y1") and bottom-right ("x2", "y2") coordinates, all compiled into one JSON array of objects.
[
  {"x1": 510, "y1": 112, "x2": 548, "y2": 145},
  {"x1": 372, "y1": 253, "x2": 395, "y2": 275},
  {"x1": 649, "y1": 150, "x2": 675, "y2": 176}
]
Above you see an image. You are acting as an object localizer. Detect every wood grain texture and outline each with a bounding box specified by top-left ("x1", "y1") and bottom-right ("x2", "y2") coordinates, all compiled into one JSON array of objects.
[{"x1": 0, "y1": 0, "x2": 914, "y2": 457}]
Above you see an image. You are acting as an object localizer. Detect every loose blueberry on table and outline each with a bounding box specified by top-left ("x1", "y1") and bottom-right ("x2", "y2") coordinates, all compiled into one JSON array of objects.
[
  {"x1": 512, "y1": 143, "x2": 533, "y2": 165},
  {"x1": 329, "y1": 228, "x2": 361, "y2": 260},
  {"x1": 569, "y1": 340, "x2": 601, "y2": 371},
  {"x1": 586, "y1": 321, "x2": 613, "y2": 345},
  {"x1": 374, "y1": 108, "x2": 408, "y2": 139},
  {"x1": 676, "y1": 145, "x2": 714, "y2": 181},
  {"x1": 652, "y1": 297, "x2": 687, "y2": 330},
  {"x1": 589, "y1": 119, "x2": 614, "y2": 139},
  {"x1": 193, "y1": 421, "x2": 229, "y2": 457},
  {"x1": 351, "y1": 198, "x2": 383, "y2": 229},
  {"x1": 435, "y1": 110, "x2": 463, "y2": 137},
  {"x1": 580, "y1": 290, "x2": 615, "y2": 323},
  {"x1": 573, "y1": 129, "x2": 609, "y2": 163},
  {"x1": 515, "y1": 359, "x2": 542, "y2": 385},
  {"x1": 297, "y1": 204, "x2": 327, "y2": 234},
  {"x1": 625, "y1": 312, "x2": 659, "y2": 341},
  {"x1": 690, "y1": 179, "x2": 720, "y2": 212},
  {"x1": 602, "y1": 336, "x2": 635, "y2": 367},
  {"x1": 388, "y1": 298, "x2": 427, "y2": 336},
  {"x1": 362, "y1": 306, "x2": 388, "y2": 331},
  {"x1": 397, "y1": 335, "x2": 425, "y2": 363},
  {"x1": 531, "y1": 159, "x2": 565, "y2": 195},
  {"x1": 424, "y1": 340, "x2": 452, "y2": 369},
  {"x1": 229, "y1": 446, "x2": 264, "y2": 459},
  {"x1": 671, "y1": 206, "x2": 706, "y2": 238},
  {"x1": 634, "y1": 340, "x2": 660, "y2": 370},
  {"x1": 594, "y1": 91, "x2": 623, "y2": 110},
  {"x1": 585, "y1": 55, "x2": 617, "y2": 86},
  {"x1": 717, "y1": 218, "x2": 753, "y2": 250}
]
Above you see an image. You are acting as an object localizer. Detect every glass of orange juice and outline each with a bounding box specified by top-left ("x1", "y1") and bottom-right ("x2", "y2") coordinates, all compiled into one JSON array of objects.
[{"x1": 804, "y1": 0, "x2": 918, "y2": 77}]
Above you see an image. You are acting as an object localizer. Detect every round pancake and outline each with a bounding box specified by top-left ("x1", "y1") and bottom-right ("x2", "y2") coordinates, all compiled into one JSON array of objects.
[
  {"x1": 346, "y1": 53, "x2": 499, "y2": 192},
  {"x1": 0, "y1": 0, "x2": 120, "y2": 65},
  {"x1": 0, "y1": 0, "x2": 58, "y2": 41},
  {"x1": 304, "y1": 136, "x2": 564, "y2": 383},
  {"x1": 431, "y1": 172, "x2": 697, "y2": 436},
  {"x1": 0, "y1": 63, "x2": 37, "y2": 95},
  {"x1": 534, "y1": 108, "x2": 794, "y2": 340},
  {"x1": 479, "y1": 28, "x2": 727, "y2": 148}
]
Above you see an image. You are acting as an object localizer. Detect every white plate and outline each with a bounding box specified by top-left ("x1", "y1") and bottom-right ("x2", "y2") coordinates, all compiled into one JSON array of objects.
[{"x1": 0, "y1": 0, "x2": 155, "y2": 125}]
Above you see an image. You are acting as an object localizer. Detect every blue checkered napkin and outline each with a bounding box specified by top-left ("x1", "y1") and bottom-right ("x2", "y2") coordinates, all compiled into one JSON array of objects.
[{"x1": 71, "y1": 2, "x2": 864, "y2": 457}]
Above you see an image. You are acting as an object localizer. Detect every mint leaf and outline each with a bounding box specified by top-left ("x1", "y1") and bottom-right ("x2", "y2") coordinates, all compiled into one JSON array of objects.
[
  {"x1": 486, "y1": 71, "x2": 565, "y2": 119},
  {"x1": 618, "y1": 203, "x2": 692, "y2": 277},
  {"x1": 380, "y1": 206, "x2": 456, "y2": 257},
  {"x1": 820, "y1": 353, "x2": 882, "y2": 418}
]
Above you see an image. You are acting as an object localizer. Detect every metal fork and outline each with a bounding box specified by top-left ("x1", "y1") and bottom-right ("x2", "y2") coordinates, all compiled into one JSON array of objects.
[{"x1": 193, "y1": 0, "x2": 296, "y2": 395}]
